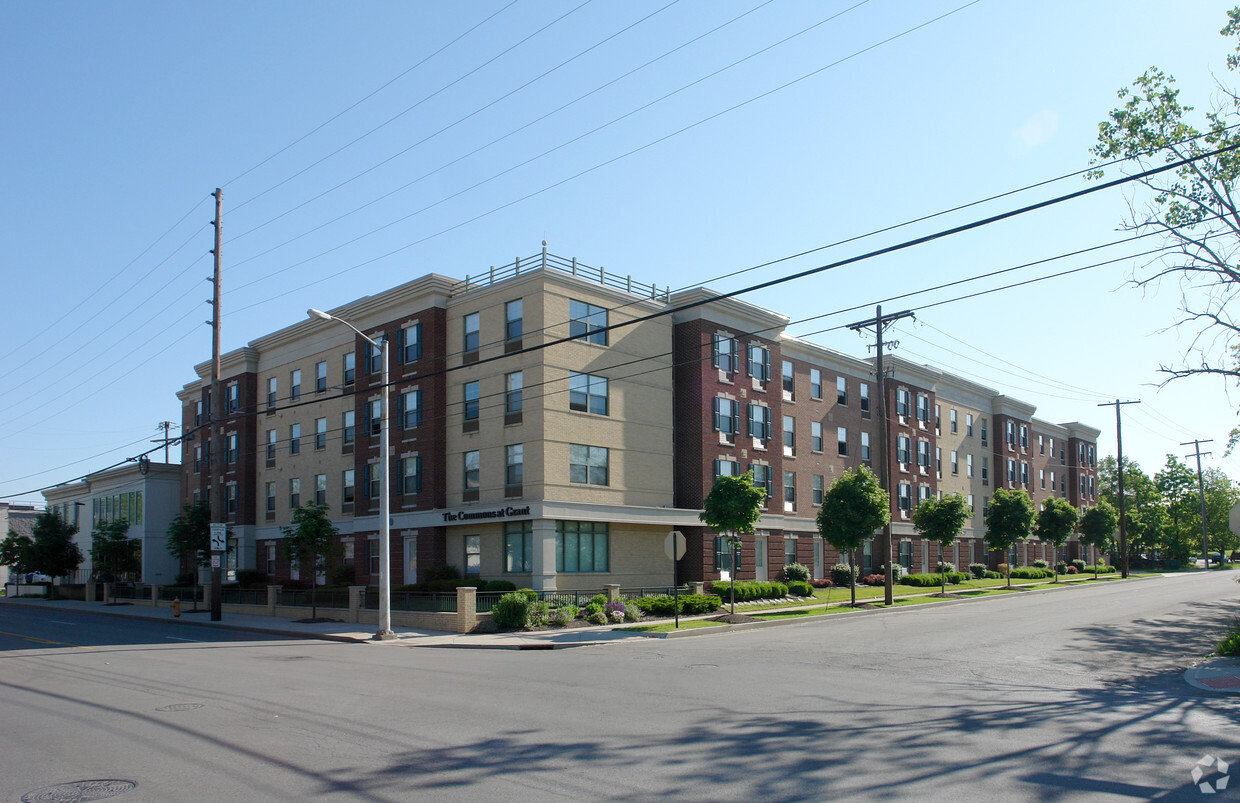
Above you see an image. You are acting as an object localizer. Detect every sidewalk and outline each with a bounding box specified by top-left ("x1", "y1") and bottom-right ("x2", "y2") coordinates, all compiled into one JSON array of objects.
[{"x1": 1185, "y1": 658, "x2": 1240, "y2": 694}]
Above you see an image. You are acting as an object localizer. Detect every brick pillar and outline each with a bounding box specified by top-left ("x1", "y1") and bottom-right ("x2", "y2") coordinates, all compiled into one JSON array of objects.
[
  {"x1": 690, "y1": 582, "x2": 705, "y2": 595},
  {"x1": 348, "y1": 585, "x2": 365, "y2": 624},
  {"x1": 267, "y1": 585, "x2": 281, "y2": 616},
  {"x1": 103, "y1": 582, "x2": 113, "y2": 603},
  {"x1": 456, "y1": 585, "x2": 478, "y2": 633},
  {"x1": 203, "y1": 582, "x2": 212, "y2": 611},
  {"x1": 530, "y1": 519, "x2": 557, "y2": 591},
  {"x1": 86, "y1": 582, "x2": 97, "y2": 603},
  {"x1": 604, "y1": 584, "x2": 621, "y2": 602}
]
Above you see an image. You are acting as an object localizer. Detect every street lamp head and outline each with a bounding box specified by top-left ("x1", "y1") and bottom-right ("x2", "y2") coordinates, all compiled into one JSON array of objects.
[{"x1": 307, "y1": 308, "x2": 332, "y2": 321}]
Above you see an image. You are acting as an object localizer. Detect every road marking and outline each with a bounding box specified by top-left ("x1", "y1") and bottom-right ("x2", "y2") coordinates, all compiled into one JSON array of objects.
[
  {"x1": 49, "y1": 620, "x2": 77, "y2": 626},
  {"x1": 0, "y1": 630, "x2": 91, "y2": 649},
  {"x1": 164, "y1": 637, "x2": 205, "y2": 643}
]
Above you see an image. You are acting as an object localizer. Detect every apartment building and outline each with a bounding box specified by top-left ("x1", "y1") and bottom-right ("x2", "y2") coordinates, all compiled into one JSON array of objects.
[{"x1": 176, "y1": 250, "x2": 1101, "y2": 590}]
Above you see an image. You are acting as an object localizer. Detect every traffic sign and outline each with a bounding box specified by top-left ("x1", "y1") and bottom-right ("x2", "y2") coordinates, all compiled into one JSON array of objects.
[
  {"x1": 664, "y1": 530, "x2": 686, "y2": 561},
  {"x1": 210, "y1": 523, "x2": 227, "y2": 552}
]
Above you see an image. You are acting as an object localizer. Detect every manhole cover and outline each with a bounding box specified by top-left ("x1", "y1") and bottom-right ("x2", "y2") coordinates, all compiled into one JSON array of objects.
[
  {"x1": 22, "y1": 780, "x2": 137, "y2": 802},
  {"x1": 155, "y1": 703, "x2": 203, "y2": 712}
]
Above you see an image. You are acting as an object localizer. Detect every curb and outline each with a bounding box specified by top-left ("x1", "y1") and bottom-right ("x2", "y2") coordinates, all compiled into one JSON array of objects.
[{"x1": 1184, "y1": 657, "x2": 1240, "y2": 694}]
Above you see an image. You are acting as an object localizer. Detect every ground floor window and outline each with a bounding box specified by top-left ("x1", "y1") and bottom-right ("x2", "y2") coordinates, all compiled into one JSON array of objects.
[
  {"x1": 899, "y1": 540, "x2": 913, "y2": 570},
  {"x1": 863, "y1": 539, "x2": 873, "y2": 574},
  {"x1": 266, "y1": 543, "x2": 276, "y2": 576},
  {"x1": 556, "y1": 521, "x2": 608, "y2": 573},
  {"x1": 369, "y1": 538, "x2": 379, "y2": 576},
  {"x1": 464, "y1": 535, "x2": 481, "y2": 576},
  {"x1": 714, "y1": 535, "x2": 737, "y2": 574},
  {"x1": 784, "y1": 537, "x2": 797, "y2": 566},
  {"x1": 505, "y1": 522, "x2": 532, "y2": 573}
]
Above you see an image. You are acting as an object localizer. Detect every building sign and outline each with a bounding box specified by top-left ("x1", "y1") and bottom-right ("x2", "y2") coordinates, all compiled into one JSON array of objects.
[{"x1": 441, "y1": 505, "x2": 531, "y2": 523}]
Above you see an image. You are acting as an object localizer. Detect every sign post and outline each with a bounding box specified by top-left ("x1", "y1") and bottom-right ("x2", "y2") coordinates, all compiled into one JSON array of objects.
[
  {"x1": 210, "y1": 523, "x2": 226, "y2": 622},
  {"x1": 665, "y1": 530, "x2": 686, "y2": 628}
]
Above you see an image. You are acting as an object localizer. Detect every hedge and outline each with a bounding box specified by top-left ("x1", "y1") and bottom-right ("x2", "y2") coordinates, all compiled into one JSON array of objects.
[
  {"x1": 633, "y1": 594, "x2": 722, "y2": 616},
  {"x1": 709, "y1": 580, "x2": 789, "y2": 601}
]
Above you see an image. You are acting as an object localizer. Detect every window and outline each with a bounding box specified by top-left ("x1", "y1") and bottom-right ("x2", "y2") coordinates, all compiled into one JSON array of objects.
[
  {"x1": 505, "y1": 372, "x2": 523, "y2": 417},
  {"x1": 400, "y1": 323, "x2": 421, "y2": 363},
  {"x1": 837, "y1": 426, "x2": 848, "y2": 457},
  {"x1": 812, "y1": 475, "x2": 824, "y2": 506},
  {"x1": 463, "y1": 451, "x2": 479, "y2": 500},
  {"x1": 226, "y1": 484, "x2": 237, "y2": 514},
  {"x1": 861, "y1": 432, "x2": 871, "y2": 461},
  {"x1": 918, "y1": 485, "x2": 931, "y2": 504},
  {"x1": 783, "y1": 415, "x2": 795, "y2": 452},
  {"x1": 569, "y1": 372, "x2": 608, "y2": 415},
  {"x1": 289, "y1": 423, "x2": 301, "y2": 455},
  {"x1": 810, "y1": 368, "x2": 822, "y2": 399},
  {"x1": 556, "y1": 521, "x2": 608, "y2": 573},
  {"x1": 461, "y1": 382, "x2": 480, "y2": 429},
  {"x1": 715, "y1": 535, "x2": 737, "y2": 573},
  {"x1": 899, "y1": 541, "x2": 913, "y2": 570},
  {"x1": 981, "y1": 418, "x2": 988, "y2": 446},
  {"x1": 1021, "y1": 462, "x2": 1029, "y2": 486},
  {"x1": 750, "y1": 464, "x2": 773, "y2": 502},
  {"x1": 916, "y1": 394, "x2": 930, "y2": 423},
  {"x1": 950, "y1": 409, "x2": 958, "y2": 433},
  {"x1": 402, "y1": 389, "x2": 421, "y2": 429},
  {"x1": 505, "y1": 445, "x2": 522, "y2": 494},
  {"x1": 936, "y1": 447, "x2": 942, "y2": 473},
  {"x1": 464, "y1": 535, "x2": 481, "y2": 577},
  {"x1": 784, "y1": 538, "x2": 797, "y2": 567},
  {"x1": 967, "y1": 493, "x2": 974, "y2": 510},
  {"x1": 782, "y1": 360, "x2": 794, "y2": 394},
  {"x1": 316, "y1": 361, "x2": 327, "y2": 392},
  {"x1": 1040, "y1": 468, "x2": 1046, "y2": 489},
  {"x1": 342, "y1": 470, "x2": 355, "y2": 511},
  {"x1": 226, "y1": 433, "x2": 238, "y2": 464},
  {"x1": 811, "y1": 421, "x2": 823, "y2": 452},
  {"x1": 195, "y1": 399, "x2": 204, "y2": 426},
  {"x1": 966, "y1": 413, "x2": 974, "y2": 436},
  {"x1": 289, "y1": 478, "x2": 301, "y2": 509},
  {"x1": 226, "y1": 384, "x2": 239, "y2": 413},
  {"x1": 462, "y1": 313, "x2": 480, "y2": 358},
  {"x1": 402, "y1": 456, "x2": 421, "y2": 495},
  {"x1": 896, "y1": 388, "x2": 910, "y2": 417},
  {"x1": 266, "y1": 482, "x2": 275, "y2": 513},
  {"x1": 897, "y1": 435, "x2": 911, "y2": 464},
  {"x1": 505, "y1": 522, "x2": 533, "y2": 573},
  {"x1": 1019, "y1": 424, "x2": 1029, "y2": 450},
  {"x1": 505, "y1": 299, "x2": 523, "y2": 345},
  {"x1": 365, "y1": 462, "x2": 381, "y2": 500},
  {"x1": 714, "y1": 397, "x2": 739, "y2": 436},
  {"x1": 784, "y1": 471, "x2": 796, "y2": 509},
  {"x1": 1050, "y1": 470, "x2": 1056, "y2": 493},
  {"x1": 266, "y1": 429, "x2": 277, "y2": 460},
  {"x1": 290, "y1": 370, "x2": 301, "y2": 401},
  {"x1": 935, "y1": 404, "x2": 941, "y2": 430},
  {"x1": 837, "y1": 376, "x2": 847, "y2": 405},
  {"x1": 569, "y1": 299, "x2": 607, "y2": 345},
  {"x1": 367, "y1": 400, "x2": 382, "y2": 436},
  {"x1": 569, "y1": 444, "x2": 609, "y2": 485},
  {"x1": 1038, "y1": 434, "x2": 1045, "y2": 455},
  {"x1": 713, "y1": 334, "x2": 738, "y2": 373},
  {"x1": 898, "y1": 483, "x2": 911, "y2": 511},
  {"x1": 860, "y1": 384, "x2": 871, "y2": 416},
  {"x1": 265, "y1": 543, "x2": 277, "y2": 575},
  {"x1": 267, "y1": 377, "x2": 278, "y2": 409},
  {"x1": 314, "y1": 474, "x2": 326, "y2": 506},
  {"x1": 1007, "y1": 459, "x2": 1017, "y2": 484},
  {"x1": 748, "y1": 404, "x2": 772, "y2": 441},
  {"x1": 966, "y1": 454, "x2": 973, "y2": 478},
  {"x1": 315, "y1": 418, "x2": 327, "y2": 450},
  {"x1": 343, "y1": 352, "x2": 355, "y2": 386},
  {"x1": 951, "y1": 450, "x2": 959, "y2": 475},
  {"x1": 748, "y1": 344, "x2": 770, "y2": 382},
  {"x1": 194, "y1": 445, "x2": 202, "y2": 473},
  {"x1": 366, "y1": 335, "x2": 386, "y2": 374},
  {"x1": 917, "y1": 440, "x2": 931, "y2": 469},
  {"x1": 714, "y1": 459, "x2": 738, "y2": 479},
  {"x1": 1006, "y1": 420, "x2": 1016, "y2": 447},
  {"x1": 369, "y1": 538, "x2": 379, "y2": 576},
  {"x1": 342, "y1": 411, "x2": 355, "y2": 448}
]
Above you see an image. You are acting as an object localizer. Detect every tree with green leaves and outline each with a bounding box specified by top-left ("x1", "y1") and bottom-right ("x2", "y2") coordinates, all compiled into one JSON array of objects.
[
  {"x1": 1090, "y1": 8, "x2": 1240, "y2": 446},
  {"x1": 700, "y1": 472, "x2": 765, "y2": 615},
  {"x1": 0, "y1": 531, "x2": 34, "y2": 578},
  {"x1": 165, "y1": 500, "x2": 217, "y2": 607},
  {"x1": 818, "y1": 466, "x2": 890, "y2": 606},
  {"x1": 26, "y1": 511, "x2": 83, "y2": 597},
  {"x1": 1079, "y1": 500, "x2": 1120, "y2": 578},
  {"x1": 1034, "y1": 497, "x2": 1080, "y2": 583},
  {"x1": 1156, "y1": 454, "x2": 1199, "y2": 562},
  {"x1": 90, "y1": 518, "x2": 141, "y2": 583},
  {"x1": 984, "y1": 488, "x2": 1035, "y2": 588},
  {"x1": 282, "y1": 503, "x2": 341, "y2": 620},
  {"x1": 912, "y1": 493, "x2": 971, "y2": 596}
]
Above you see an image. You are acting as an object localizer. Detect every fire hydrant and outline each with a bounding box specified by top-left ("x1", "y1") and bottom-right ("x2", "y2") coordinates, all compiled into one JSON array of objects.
[{"x1": 172, "y1": 597, "x2": 181, "y2": 618}]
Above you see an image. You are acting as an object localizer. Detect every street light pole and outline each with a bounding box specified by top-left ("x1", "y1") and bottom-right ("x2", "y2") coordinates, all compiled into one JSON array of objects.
[{"x1": 308, "y1": 308, "x2": 395, "y2": 640}]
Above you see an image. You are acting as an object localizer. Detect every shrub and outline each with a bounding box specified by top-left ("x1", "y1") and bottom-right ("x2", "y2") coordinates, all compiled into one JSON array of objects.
[
  {"x1": 710, "y1": 580, "x2": 789, "y2": 602},
  {"x1": 588, "y1": 594, "x2": 608, "y2": 607},
  {"x1": 901, "y1": 573, "x2": 943, "y2": 587},
  {"x1": 517, "y1": 588, "x2": 539, "y2": 602},
  {"x1": 997, "y1": 563, "x2": 1010, "y2": 575},
  {"x1": 1217, "y1": 617, "x2": 1240, "y2": 656},
  {"x1": 585, "y1": 600, "x2": 606, "y2": 616},
  {"x1": 1071, "y1": 559, "x2": 1086, "y2": 572},
  {"x1": 830, "y1": 563, "x2": 859, "y2": 587},
  {"x1": 175, "y1": 571, "x2": 196, "y2": 586},
  {"x1": 1065, "y1": 565, "x2": 1079, "y2": 574},
  {"x1": 604, "y1": 600, "x2": 627, "y2": 618},
  {"x1": 1032, "y1": 559, "x2": 1048, "y2": 569},
  {"x1": 1055, "y1": 561, "x2": 1068, "y2": 574},
  {"x1": 484, "y1": 580, "x2": 516, "y2": 592},
  {"x1": 490, "y1": 592, "x2": 532, "y2": 628},
  {"x1": 861, "y1": 574, "x2": 886, "y2": 586},
  {"x1": 634, "y1": 593, "x2": 722, "y2": 616},
  {"x1": 936, "y1": 561, "x2": 957, "y2": 574},
  {"x1": 634, "y1": 595, "x2": 674, "y2": 616},
  {"x1": 780, "y1": 562, "x2": 811, "y2": 583},
  {"x1": 624, "y1": 602, "x2": 643, "y2": 622},
  {"x1": 425, "y1": 564, "x2": 460, "y2": 582},
  {"x1": 968, "y1": 563, "x2": 988, "y2": 579},
  {"x1": 984, "y1": 570, "x2": 1004, "y2": 579},
  {"x1": 1010, "y1": 567, "x2": 1053, "y2": 579},
  {"x1": 587, "y1": 610, "x2": 607, "y2": 625},
  {"x1": 879, "y1": 564, "x2": 908, "y2": 580},
  {"x1": 236, "y1": 569, "x2": 268, "y2": 589},
  {"x1": 1084, "y1": 564, "x2": 1117, "y2": 574},
  {"x1": 810, "y1": 578, "x2": 833, "y2": 588},
  {"x1": 787, "y1": 580, "x2": 813, "y2": 597},
  {"x1": 548, "y1": 606, "x2": 577, "y2": 626},
  {"x1": 527, "y1": 600, "x2": 551, "y2": 627},
  {"x1": 948, "y1": 571, "x2": 969, "y2": 584}
]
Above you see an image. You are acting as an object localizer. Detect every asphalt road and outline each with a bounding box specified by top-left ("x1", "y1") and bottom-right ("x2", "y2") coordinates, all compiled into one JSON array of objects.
[{"x1": 2, "y1": 571, "x2": 1238, "y2": 802}]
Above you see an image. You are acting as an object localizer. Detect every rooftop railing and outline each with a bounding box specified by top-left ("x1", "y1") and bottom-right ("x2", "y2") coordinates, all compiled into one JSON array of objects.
[{"x1": 450, "y1": 247, "x2": 670, "y2": 302}]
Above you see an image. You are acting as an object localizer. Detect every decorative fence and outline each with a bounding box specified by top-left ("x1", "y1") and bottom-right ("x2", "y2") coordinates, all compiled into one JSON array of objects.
[{"x1": 450, "y1": 249, "x2": 670, "y2": 302}]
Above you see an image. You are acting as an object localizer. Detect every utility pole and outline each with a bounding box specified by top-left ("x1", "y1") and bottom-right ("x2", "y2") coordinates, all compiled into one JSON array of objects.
[
  {"x1": 849, "y1": 305, "x2": 914, "y2": 606},
  {"x1": 209, "y1": 188, "x2": 224, "y2": 623},
  {"x1": 1098, "y1": 399, "x2": 1139, "y2": 578},
  {"x1": 1182, "y1": 439, "x2": 1214, "y2": 570},
  {"x1": 151, "y1": 421, "x2": 177, "y2": 463}
]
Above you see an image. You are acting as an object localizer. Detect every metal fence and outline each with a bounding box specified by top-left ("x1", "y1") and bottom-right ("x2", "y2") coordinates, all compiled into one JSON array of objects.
[
  {"x1": 157, "y1": 586, "x2": 204, "y2": 602},
  {"x1": 221, "y1": 588, "x2": 267, "y2": 606},
  {"x1": 450, "y1": 250, "x2": 670, "y2": 302},
  {"x1": 110, "y1": 584, "x2": 153, "y2": 601},
  {"x1": 475, "y1": 587, "x2": 687, "y2": 613},
  {"x1": 280, "y1": 589, "x2": 349, "y2": 610}
]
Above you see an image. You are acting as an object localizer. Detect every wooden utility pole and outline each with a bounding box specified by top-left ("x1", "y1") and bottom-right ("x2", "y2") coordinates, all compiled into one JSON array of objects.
[
  {"x1": 210, "y1": 188, "x2": 223, "y2": 622},
  {"x1": 849, "y1": 305, "x2": 913, "y2": 605},
  {"x1": 1182, "y1": 439, "x2": 1214, "y2": 569},
  {"x1": 1098, "y1": 399, "x2": 1139, "y2": 578},
  {"x1": 151, "y1": 421, "x2": 177, "y2": 463}
]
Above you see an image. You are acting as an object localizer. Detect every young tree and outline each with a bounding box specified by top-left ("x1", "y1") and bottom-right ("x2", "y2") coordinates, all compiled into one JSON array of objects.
[
  {"x1": 1156, "y1": 454, "x2": 1199, "y2": 562},
  {"x1": 165, "y1": 500, "x2": 214, "y2": 607},
  {"x1": 700, "y1": 472, "x2": 765, "y2": 615},
  {"x1": 912, "y1": 493, "x2": 972, "y2": 595},
  {"x1": 0, "y1": 531, "x2": 34, "y2": 578},
  {"x1": 1034, "y1": 497, "x2": 1080, "y2": 583},
  {"x1": 1079, "y1": 500, "x2": 1120, "y2": 578},
  {"x1": 984, "y1": 488, "x2": 1035, "y2": 588},
  {"x1": 818, "y1": 466, "x2": 890, "y2": 606},
  {"x1": 27, "y1": 511, "x2": 83, "y2": 597},
  {"x1": 282, "y1": 503, "x2": 341, "y2": 620},
  {"x1": 90, "y1": 518, "x2": 141, "y2": 583}
]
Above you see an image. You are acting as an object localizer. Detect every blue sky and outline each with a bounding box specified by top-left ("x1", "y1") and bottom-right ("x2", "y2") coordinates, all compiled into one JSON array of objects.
[{"x1": 2, "y1": 0, "x2": 1238, "y2": 504}]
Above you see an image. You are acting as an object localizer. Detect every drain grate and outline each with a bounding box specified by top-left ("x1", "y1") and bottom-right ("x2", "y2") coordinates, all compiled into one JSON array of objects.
[
  {"x1": 154, "y1": 703, "x2": 203, "y2": 712},
  {"x1": 22, "y1": 780, "x2": 137, "y2": 802}
]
